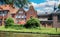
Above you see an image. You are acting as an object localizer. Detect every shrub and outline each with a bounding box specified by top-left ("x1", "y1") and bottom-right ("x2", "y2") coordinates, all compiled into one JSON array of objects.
[
  {"x1": 10, "y1": 25, "x2": 24, "y2": 30},
  {"x1": 24, "y1": 17, "x2": 40, "y2": 28},
  {"x1": 5, "y1": 17, "x2": 14, "y2": 28}
]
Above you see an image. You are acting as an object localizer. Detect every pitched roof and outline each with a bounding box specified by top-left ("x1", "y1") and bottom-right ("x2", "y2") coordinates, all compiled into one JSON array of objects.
[
  {"x1": 50, "y1": 9, "x2": 60, "y2": 15},
  {"x1": 0, "y1": 5, "x2": 18, "y2": 14},
  {"x1": 16, "y1": 8, "x2": 26, "y2": 14}
]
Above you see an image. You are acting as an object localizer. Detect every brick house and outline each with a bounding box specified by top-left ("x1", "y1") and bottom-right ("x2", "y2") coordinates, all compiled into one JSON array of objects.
[
  {"x1": 0, "y1": 5, "x2": 60, "y2": 28},
  {"x1": 26, "y1": 6, "x2": 37, "y2": 21},
  {"x1": 0, "y1": 5, "x2": 37, "y2": 25}
]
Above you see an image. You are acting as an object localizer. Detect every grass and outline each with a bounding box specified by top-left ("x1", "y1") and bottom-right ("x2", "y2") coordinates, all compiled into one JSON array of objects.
[{"x1": 0, "y1": 26, "x2": 60, "y2": 35}]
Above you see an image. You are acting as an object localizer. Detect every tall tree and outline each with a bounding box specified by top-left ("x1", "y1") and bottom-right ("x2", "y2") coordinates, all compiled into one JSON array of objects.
[
  {"x1": 0, "y1": 0, "x2": 4, "y2": 4},
  {"x1": 58, "y1": 4, "x2": 60, "y2": 9},
  {"x1": 0, "y1": 0, "x2": 30, "y2": 8}
]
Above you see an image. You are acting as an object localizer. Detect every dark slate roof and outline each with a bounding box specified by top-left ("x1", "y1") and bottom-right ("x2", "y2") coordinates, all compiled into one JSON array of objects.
[
  {"x1": 37, "y1": 9, "x2": 60, "y2": 16},
  {"x1": 51, "y1": 9, "x2": 60, "y2": 15},
  {"x1": 37, "y1": 13, "x2": 49, "y2": 16},
  {"x1": 37, "y1": 12, "x2": 52, "y2": 16}
]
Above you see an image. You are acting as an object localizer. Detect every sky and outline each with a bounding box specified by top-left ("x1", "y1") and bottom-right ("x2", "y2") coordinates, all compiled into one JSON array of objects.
[
  {"x1": 29, "y1": 0, "x2": 46, "y2": 4},
  {"x1": 0, "y1": 0, "x2": 60, "y2": 15},
  {"x1": 28, "y1": 0, "x2": 60, "y2": 15}
]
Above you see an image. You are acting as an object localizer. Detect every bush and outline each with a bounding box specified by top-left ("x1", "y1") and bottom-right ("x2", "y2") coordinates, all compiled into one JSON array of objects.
[
  {"x1": 10, "y1": 25, "x2": 24, "y2": 30},
  {"x1": 5, "y1": 17, "x2": 14, "y2": 28},
  {"x1": 24, "y1": 17, "x2": 40, "y2": 28}
]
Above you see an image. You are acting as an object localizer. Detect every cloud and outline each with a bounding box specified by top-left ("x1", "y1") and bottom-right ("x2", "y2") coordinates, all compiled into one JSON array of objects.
[
  {"x1": 29, "y1": 0, "x2": 60, "y2": 14},
  {"x1": 44, "y1": 7, "x2": 53, "y2": 12},
  {"x1": 38, "y1": 2, "x2": 47, "y2": 7},
  {"x1": 38, "y1": 1, "x2": 59, "y2": 8},
  {"x1": 37, "y1": 10, "x2": 45, "y2": 15},
  {"x1": 30, "y1": 2, "x2": 38, "y2": 8}
]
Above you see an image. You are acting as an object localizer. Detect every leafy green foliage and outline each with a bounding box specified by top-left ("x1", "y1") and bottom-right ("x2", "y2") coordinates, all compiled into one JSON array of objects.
[
  {"x1": 24, "y1": 18, "x2": 40, "y2": 28},
  {"x1": 10, "y1": 25, "x2": 24, "y2": 30},
  {"x1": 0, "y1": 0, "x2": 30, "y2": 8},
  {"x1": 5, "y1": 17, "x2": 14, "y2": 28},
  {"x1": 5, "y1": 17, "x2": 24, "y2": 29},
  {"x1": 58, "y1": 4, "x2": 60, "y2": 9},
  {"x1": 0, "y1": 0, "x2": 4, "y2": 4}
]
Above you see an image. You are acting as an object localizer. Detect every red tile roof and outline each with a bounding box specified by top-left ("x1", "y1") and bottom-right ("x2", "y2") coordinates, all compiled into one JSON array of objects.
[{"x1": 0, "y1": 5, "x2": 18, "y2": 14}]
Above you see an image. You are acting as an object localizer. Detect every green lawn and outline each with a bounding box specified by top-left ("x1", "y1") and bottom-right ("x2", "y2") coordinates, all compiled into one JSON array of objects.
[{"x1": 0, "y1": 26, "x2": 60, "y2": 35}]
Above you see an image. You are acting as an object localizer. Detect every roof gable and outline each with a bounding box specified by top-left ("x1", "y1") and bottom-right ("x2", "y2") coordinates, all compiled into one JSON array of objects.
[
  {"x1": 0, "y1": 5, "x2": 18, "y2": 14},
  {"x1": 16, "y1": 8, "x2": 26, "y2": 14}
]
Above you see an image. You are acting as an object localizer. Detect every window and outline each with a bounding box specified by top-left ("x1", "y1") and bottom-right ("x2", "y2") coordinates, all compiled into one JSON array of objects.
[
  {"x1": 0, "y1": 11, "x2": 3, "y2": 16},
  {"x1": 22, "y1": 15, "x2": 26, "y2": 18},
  {"x1": 0, "y1": 11, "x2": 2, "y2": 14},
  {"x1": 19, "y1": 11, "x2": 23, "y2": 14},
  {"x1": 3, "y1": 11, "x2": 8, "y2": 14},
  {"x1": 48, "y1": 15, "x2": 52, "y2": 20},
  {"x1": 16, "y1": 15, "x2": 21, "y2": 18},
  {"x1": 0, "y1": 10, "x2": 8, "y2": 16},
  {"x1": 12, "y1": 14, "x2": 15, "y2": 18}
]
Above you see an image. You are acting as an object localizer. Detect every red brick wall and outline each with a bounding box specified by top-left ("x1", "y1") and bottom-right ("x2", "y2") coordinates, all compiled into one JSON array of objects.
[
  {"x1": 11, "y1": 6, "x2": 37, "y2": 24},
  {"x1": 12, "y1": 8, "x2": 26, "y2": 24},
  {"x1": 26, "y1": 6, "x2": 37, "y2": 21}
]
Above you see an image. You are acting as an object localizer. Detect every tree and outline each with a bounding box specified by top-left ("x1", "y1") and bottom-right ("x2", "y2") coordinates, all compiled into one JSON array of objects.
[
  {"x1": 58, "y1": 4, "x2": 60, "y2": 9},
  {"x1": 5, "y1": 17, "x2": 14, "y2": 28},
  {"x1": 24, "y1": 17, "x2": 40, "y2": 28},
  {"x1": 0, "y1": 0, "x2": 4, "y2": 4},
  {"x1": 0, "y1": 0, "x2": 30, "y2": 8}
]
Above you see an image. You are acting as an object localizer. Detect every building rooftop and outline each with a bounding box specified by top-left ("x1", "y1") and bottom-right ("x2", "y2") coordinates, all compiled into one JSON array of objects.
[
  {"x1": 50, "y1": 9, "x2": 60, "y2": 15},
  {"x1": 0, "y1": 5, "x2": 60, "y2": 16},
  {"x1": 0, "y1": 5, "x2": 18, "y2": 14}
]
